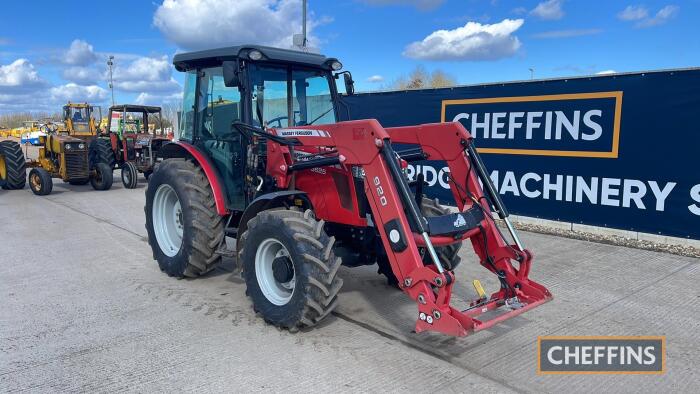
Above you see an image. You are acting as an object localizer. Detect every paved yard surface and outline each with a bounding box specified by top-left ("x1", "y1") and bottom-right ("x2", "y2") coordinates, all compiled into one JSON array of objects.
[{"x1": 1, "y1": 175, "x2": 698, "y2": 393}]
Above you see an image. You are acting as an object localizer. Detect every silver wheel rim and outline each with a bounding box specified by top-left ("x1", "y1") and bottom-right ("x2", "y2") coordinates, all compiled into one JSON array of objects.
[
  {"x1": 123, "y1": 168, "x2": 131, "y2": 185},
  {"x1": 153, "y1": 184, "x2": 183, "y2": 257},
  {"x1": 255, "y1": 238, "x2": 295, "y2": 305}
]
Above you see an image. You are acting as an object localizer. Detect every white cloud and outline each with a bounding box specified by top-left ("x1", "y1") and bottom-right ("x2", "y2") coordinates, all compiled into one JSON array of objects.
[
  {"x1": 63, "y1": 39, "x2": 98, "y2": 66},
  {"x1": 596, "y1": 70, "x2": 617, "y2": 75},
  {"x1": 366, "y1": 75, "x2": 384, "y2": 83},
  {"x1": 530, "y1": 0, "x2": 564, "y2": 20},
  {"x1": 532, "y1": 28, "x2": 602, "y2": 39},
  {"x1": 154, "y1": 0, "x2": 326, "y2": 51},
  {"x1": 0, "y1": 58, "x2": 109, "y2": 112},
  {"x1": 49, "y1": 83, "x2": 108, "y2": 103},
  {"x1": 636, "y1": 5, "x2": 679, "y2": 27},
  {"x1": 360, "y1": 0, "x2": 444, "y2": 10},
  {"x1": 0, "y1": 59, "x2": 47, "y2": 92},
  {"x1": 63, "y1": 66, "x2": 104, "y2": 85},
  {"x1": 618, "y1": 5, "x2": 679, "y2": 27},
  {"x1": 134, "y1": 92, "x2": 183, "y2": 106},
  {"x1": 113, "y1": 55, "x2": 181, "y2": 93},
  {"x1": 403, "y1": 19, "x2": 524, "y2": 61},
  {"x1": 617, "y1": 5, "x2": 648, "y2": 21},
  {"x1": 511, "y1": 7, "x2": 527, "y2": 15}
]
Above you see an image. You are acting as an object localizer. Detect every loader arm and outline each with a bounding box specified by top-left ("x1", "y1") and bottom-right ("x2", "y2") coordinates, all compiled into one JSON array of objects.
[{"x1": 267, "y1": 120, "x2": 552, "y2": 337}]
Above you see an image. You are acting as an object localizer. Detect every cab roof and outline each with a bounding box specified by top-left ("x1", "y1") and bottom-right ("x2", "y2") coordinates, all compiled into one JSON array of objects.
[
  {"x1": 173, "y1": 44, "x2": 337, "y2": 72},
  {"x1": 110, "y1": 104, "x2": 162, "y2": 113}
]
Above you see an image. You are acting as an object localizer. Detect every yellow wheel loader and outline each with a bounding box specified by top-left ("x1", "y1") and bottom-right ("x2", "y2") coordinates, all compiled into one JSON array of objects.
[{"x1": 26, "y1": 132, "x2": 113, "y2": 196}]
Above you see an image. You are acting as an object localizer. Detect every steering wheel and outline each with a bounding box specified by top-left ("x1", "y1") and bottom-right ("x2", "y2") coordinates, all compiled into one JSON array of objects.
[{"x1": 266, "y1": 116, "x2": 288, "y2": 128}]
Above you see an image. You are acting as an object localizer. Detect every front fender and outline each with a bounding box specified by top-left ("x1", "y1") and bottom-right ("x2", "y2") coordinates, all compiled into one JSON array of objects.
[{"x1": 237, "y1": 191, "x2": 311, "y2": 238}]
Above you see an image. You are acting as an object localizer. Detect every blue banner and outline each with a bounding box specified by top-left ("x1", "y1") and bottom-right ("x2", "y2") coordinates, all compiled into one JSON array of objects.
[{"x1": 344, "y1": 69, "x2": 700, "y2": 240}]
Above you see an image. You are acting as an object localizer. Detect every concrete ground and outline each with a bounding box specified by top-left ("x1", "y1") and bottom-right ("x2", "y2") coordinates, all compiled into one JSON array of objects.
[{"x1": 1, "y1": 173, "x2": 698, "y2": 393}]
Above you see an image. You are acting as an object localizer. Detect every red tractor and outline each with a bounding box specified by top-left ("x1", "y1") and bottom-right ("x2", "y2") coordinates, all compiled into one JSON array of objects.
[
  {"x1": 93, "y1": 105, "x2": 170, "y2": 188},
  {"x1": 145, "y1": 45, "x2": 551, "y2": 337}
]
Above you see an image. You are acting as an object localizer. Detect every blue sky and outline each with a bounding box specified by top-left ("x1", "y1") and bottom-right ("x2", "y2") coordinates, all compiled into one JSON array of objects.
[{"x1": 1, "y1": 0, "x2": 697, "y2": 113}]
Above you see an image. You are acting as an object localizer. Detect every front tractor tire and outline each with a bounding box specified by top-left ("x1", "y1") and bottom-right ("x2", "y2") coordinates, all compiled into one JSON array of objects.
[
  {"x1": 0, "y1": 140, "x2": 27, "y2": 190},
  {"x1": 90, "y1": 162, "x2": 113, "y2": 191},
  {"x1": 145, "y1": 158, "x2": 224, "y2": 277},
  {"x1": 28, "y1": 168, "x2": 53, "y2": 196},
  {"x1": 121, "y1": 162, "x2": 138, "y2": 189},
  {"x1": 240, "y1": 209, "x2": 343, "y2": 331}
]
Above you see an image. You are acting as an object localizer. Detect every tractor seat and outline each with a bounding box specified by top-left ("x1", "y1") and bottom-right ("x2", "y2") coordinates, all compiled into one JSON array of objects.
[{"x1": 425, "y1": 205, "x2": 485, "y2": 237}]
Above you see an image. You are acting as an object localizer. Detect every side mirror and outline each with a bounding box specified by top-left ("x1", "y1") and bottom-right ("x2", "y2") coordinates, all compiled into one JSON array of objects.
[
  {"x1": 223, "y1": 60, "x2": 240, "y2": 87},
  {"x1": 343, "y1": 73, "x2": 355, "y2": 95}
]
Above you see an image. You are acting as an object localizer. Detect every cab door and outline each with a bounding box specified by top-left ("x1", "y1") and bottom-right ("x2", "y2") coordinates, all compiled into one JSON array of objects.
[{"x1": 195, "y1": 66, "x2": 246, "y2": 211}]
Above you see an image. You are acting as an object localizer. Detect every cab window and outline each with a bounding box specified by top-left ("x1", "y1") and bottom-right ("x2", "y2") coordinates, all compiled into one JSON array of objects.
[
  {"x1": 197, "y1": 67, "x2": 242, "y2": 139},
  {"x1": 179, "y1": 71, "x2": 197, "y2": 141}
]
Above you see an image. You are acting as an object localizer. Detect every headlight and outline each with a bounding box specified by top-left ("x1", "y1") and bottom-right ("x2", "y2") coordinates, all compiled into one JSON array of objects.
[
  {"x1": 65, "y1": 144, "x2": 72, "y2": 150},
  {"x1": 248, "y1": 49, "x2": 263, "y2": 61},
  {"x1": 330, "y1": 61, "x2": 343, "y2": 71},
  {"x1": 78, "y1": 143, "x2": 85, "y2": 149}
]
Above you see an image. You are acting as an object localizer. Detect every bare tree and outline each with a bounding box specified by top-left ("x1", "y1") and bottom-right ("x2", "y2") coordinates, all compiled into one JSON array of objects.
[
  {"x1": 387, "y1": 66, "x2": 457, "y2": 90},
  {"x1": 0, "y1": 112, "x2": 62, "y2": 128},
  {"x1": 160, "y1": 101, "x2": 182, "y2": 130},
  {"x1": 429, "y1": 70, "x2": 456, "y2": 88}
]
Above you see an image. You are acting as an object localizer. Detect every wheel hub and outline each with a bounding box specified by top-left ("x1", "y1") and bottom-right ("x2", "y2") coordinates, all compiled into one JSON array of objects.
[
  {"x1": 272, "y1": 256, "x2": 294, "y2": 283},
  {"x1": 152, "y1": 184, "x2": 183, "y2": 257},
  {"x1": 255, "y1": 238, "x2": 295, "y2": 305}
]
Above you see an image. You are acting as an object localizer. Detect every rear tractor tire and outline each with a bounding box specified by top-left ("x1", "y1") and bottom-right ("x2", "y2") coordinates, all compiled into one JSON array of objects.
[
  {"x1": 90, "y1": 162, "x2": 113, "y2": 191},
  {"x1": 240, "y1": 209, "x2": 343, "y2": 331},
  {"x1": 121, "y1": 162, "x2": 138, "y2": 189},
  {"x1": 377, "y1": 197, "x2": 463, "y2": 286},
  {"x1": 145, "y1": 158, "x2": 224, "y2": 277},
  {"x1": 89, "y1": 138, "x2": 116, "y2": 169},
  {"x1": 0, "y1": 140, "x2": 27, "y2": 190},
  {"x1": 28, "y1": 168, "x2": 53, "y2": 196}
]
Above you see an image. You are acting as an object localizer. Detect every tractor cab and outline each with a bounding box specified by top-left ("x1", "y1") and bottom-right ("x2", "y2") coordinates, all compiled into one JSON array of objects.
[
  {"x1": 62, "y1": 102, "x2": 101, "y2": 137},
  {"x1": 172, "y1": 45, "x2": 354, "y2": 210},
  {"x1": 106, "y1": 104, "x2": 164, "y2": 138}
]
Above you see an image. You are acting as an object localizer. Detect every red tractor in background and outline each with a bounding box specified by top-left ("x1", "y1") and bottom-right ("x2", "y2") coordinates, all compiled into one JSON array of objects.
[
  {"x1": 93, "y1": 105, "x2": 170, "y2": 188},
  {"x1": 145, "y1": 45, "x2": 551, "y2": 337}
]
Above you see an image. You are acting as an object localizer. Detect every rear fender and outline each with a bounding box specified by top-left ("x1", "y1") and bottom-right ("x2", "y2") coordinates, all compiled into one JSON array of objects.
[{"x1": 158, "y1": 141, "x2": 229, "y2": 215}]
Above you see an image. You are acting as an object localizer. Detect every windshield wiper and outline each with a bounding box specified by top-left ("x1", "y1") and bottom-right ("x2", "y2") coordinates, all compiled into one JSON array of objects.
[{"x1": 307, "y1": 107, "x2": 334, "y2": 125}]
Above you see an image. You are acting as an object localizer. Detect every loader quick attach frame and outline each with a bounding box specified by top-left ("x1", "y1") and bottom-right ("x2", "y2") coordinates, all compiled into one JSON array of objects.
[{"x1": 267, "y1": 119, "x2": 552, "y2": 337}]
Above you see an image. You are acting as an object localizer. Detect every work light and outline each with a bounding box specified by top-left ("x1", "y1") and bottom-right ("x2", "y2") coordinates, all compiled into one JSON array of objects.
[{"x1": 248, "y1": 50, "x2": 263, "y2": 61}]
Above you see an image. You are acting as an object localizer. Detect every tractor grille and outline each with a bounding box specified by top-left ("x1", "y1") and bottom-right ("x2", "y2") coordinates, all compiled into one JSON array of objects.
[{"x1": 64, "y1": 152, "x2": 89, "y2": 179}]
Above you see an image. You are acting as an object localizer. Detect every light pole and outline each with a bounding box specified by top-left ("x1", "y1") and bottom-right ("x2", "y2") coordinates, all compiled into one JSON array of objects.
[
  {"x1": 302, "y1": 0, "x2": 307, "y2": 48},
  {"x1": 529, "y1": 68, "x2": 534, "y2": 80},
  {"x1": 107, "y1": 56, "x2": 115, "y2": 107}
]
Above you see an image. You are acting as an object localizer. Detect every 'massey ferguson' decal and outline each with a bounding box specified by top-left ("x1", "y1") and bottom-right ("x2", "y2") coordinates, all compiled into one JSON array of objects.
[
  {"x1": 274, "y1": 128, "x2": 330, "y2": 137},
  {"x1": 441, "y1": 92, "x2": 623, "y2": 158}
]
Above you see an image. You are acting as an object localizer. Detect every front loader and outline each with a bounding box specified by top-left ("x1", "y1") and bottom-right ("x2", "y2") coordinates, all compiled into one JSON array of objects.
[{"x1": 145, "y1": 45, "x2": 551, "y2": 336}]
